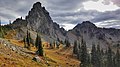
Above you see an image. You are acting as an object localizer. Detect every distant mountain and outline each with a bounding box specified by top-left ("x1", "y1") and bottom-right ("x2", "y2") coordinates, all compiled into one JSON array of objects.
[{"x1": 67, "y1": 21, "x2": 120, "y2": 48}]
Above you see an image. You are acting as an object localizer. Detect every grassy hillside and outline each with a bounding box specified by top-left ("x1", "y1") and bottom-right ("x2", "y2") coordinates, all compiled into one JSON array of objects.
[
  {"x1": 0, "y1": 38, "x2": 80, "y2": 67},
  {"x1": 0, "y1": 43, "x2": 45, "y2": 67}
]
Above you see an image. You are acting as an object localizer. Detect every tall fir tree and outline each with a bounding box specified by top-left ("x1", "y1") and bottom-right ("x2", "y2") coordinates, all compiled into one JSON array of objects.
[
  {"x1": 77, "y1": 43, "x2": 81, "y2": 60},
  {"x1": 116, "y1": 49, "x2": 120, "y2": 67},
  {"x1": 80, "y1": 39, "x2": 88, "y2": 67},
  {"x1": 53, "y1": 41, "x2": 56, "y2": 48},
  {"x1": 91, "y1": 44, "x2": 97, "y2": 67},
  {"x1": 35, "y1": 34, "x2": 43, "y2": 56},
  {"x1": 64, "y1": 39, "x2": 70, "y2": 47},
  {"x1": 35, "y1": 34, "x2": 39, "y2": 48},
  {"x1": 96, "y1": 44, "x2": 102, "y2": 67},
  {"x1": 26, "y1": 30, "x2": 30, "y2": 49},
  {"x1": 0, "y1": 19, "x2": 4, "y2": 38},
  {"x1": 49, "y1": 43, "x2": 53, "y2": 49},
  {"x1": 73, "y1": 40, "x2": 78, "y2": 54},
  {"x1": 107, "y1": 47, "x2": 113, "y2": 67},
  {"x1": 23, "y1": 36, "x2": 26, "y2": 48},
  {"x1": 100, "y1": 48, "x2": 105, "y2": 67},
  {"x1": 0, "y1": 19, "x2": 1, "y2": 38},
  {"x1": 113, "y1": 55, "x2": 116, "y2": 67}
]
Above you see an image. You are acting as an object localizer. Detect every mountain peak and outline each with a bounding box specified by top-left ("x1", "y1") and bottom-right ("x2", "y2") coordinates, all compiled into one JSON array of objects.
[
  {"x1": 74, "y1": 21, "x2": 97, "y2": 29},
  {"x1": 33, "y1": 2, "x2": 41, "y2": 9},
  {"x1": 81, "y1": 21, "x2": 96, "y2": 27}
]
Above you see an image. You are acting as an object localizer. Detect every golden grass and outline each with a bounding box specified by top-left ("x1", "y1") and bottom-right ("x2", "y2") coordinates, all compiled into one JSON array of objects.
[
  {"x1": 0, "y1": 43, "x2": 46, "y2": 67},
  {"x1": 4, "y1": 30, "x2": 17, "y2": 39},
  {"x1": 1, "y1": 38, "x2": 80, "y2": 67}
]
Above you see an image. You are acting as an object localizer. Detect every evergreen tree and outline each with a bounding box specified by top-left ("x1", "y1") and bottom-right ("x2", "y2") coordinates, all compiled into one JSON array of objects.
[
  {"x1": 0, "y1": 19, "x2": 1, "y2": 31},
  {"x1": 101, "y1": 48, "x2": 104, "y2": 56},
  {"x1": 0, "y1": 19, "x2": 4, "y2": 38},
  {"x1": 53, "y1": 41, "x2": 56, "y2": 48},
  {"x1": 26, "y1": 30, "x2": 30, "y2": 49},
  {"x1": 56, "y1": 41, "x2": 59, "y2": 49},
  {"x1": 91, "y1": 44, "x2": 97, "y2": 67},
  {"x1": 73, "y1": 40, "x2": 78, "y2": 54},
  {"x1": 23, "y1": 36, "x2": 26, "y2": 48},
  {"x1": 35, "y1": 34, "x2": 39, "y2": 48},
  {"x1": 78, "y1": 42, "x2": 81, "y2": 49},
  {"x1": 116, "y1": 49, "x2": 120, "y2": 67},
  {"x1": 64, "y1": 39, "x2": 70, "y2": 47},
  {"x1": 35, "y1": 34, "x2": 43, "y2": 56},
  {"x1": 113, "y1": 55, "x2": 116, "y2": 67},
  {"x1": 96, "y1": 44, "x2": 102, "y2": 67},
  {"x1": 107, "y1": 47, "x2": 113, "y2": 67},
  {"x1": 77, "y1": 43, "x2": 81, "y2": 60},
  {"x1": 60, "y1": 40, "x2": 63, "y2": 44},
  {"x1": 24, "y1": 30, "x2": 34, "y2": 49},
  {"x1": 49, "y1": 43, "x2": 53, "y2": 49},
  {"x1": 80, "y1": 39, "x2": 88, "y2": 67},
  {"x1": 0, "y1": 19, "x2": 2, "y2": 38},
  {"x1": 57, "y1": 38, "x2": 60, "y2": 42},
  {"x1": 103, "y1": 49, "x2": 108, "y2": 67},
  {"x1": 87, "y1": 53, "x2": 91, "y2": 67},
  {"x1": 100, "y1": 48, "x2": 105, "y2": 67}
]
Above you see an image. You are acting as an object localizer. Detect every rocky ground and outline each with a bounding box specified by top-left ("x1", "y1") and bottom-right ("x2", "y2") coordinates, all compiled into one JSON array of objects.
[{"x1": 0, "y1": 38, "x2": 45, "y2": 67}]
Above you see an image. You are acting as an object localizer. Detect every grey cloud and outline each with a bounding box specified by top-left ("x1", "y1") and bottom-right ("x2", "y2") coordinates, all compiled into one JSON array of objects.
[
  {"x1": 60, "y1": 25, "x2": 66, "y2": 27},
  {"x1": 0, "y1": 12, "x2": 15, "y2": 19},
  {"x1": 46, "y1": 0, "x2": 85, "y2": 10},
  {"x1": 95, "y1": 20, "x2": 120, "y2": 29},
  {"x1": 102, "y1": 0, "x2": 120, "y2": 7},
  {"x1": 91, "y1": 9, "x2": 120, "y2": 22},
  {"x1": 102, "y1": 0, "x2": 110, "y2": 5},
  {"x1": 52, "y1": 9, "x2": 100, "y2": 25},
  {"x1": 52, "y1": 10, "x2": 99, "y2": 17}
]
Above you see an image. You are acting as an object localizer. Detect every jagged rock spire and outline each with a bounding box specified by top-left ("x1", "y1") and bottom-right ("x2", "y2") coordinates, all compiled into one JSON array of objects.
[{"x1": 33, "y1": 2, "x2": 41, "y2": 9}]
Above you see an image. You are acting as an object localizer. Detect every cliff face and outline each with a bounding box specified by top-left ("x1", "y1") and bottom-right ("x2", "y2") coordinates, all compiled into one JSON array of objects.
[
  {"x1": 26, "y1": 2, "x2": 66, "y2": 40},
  {"x1": 26, "y1": 2, "x2": 52, "y2": 32}
]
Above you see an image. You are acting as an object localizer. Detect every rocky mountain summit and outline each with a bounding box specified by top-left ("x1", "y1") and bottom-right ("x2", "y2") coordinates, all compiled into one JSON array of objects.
[
  {"x1": 26, "y1": 2, "x2": 66, "y2": 40},
  {"x1": 11, "y1": 2, "x2": 66, "y2": 42}
]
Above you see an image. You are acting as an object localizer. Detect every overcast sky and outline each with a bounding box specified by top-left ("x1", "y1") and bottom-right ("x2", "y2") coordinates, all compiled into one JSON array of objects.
[{"x1": 0, "y1": 0, "x2": 120, "y2": 30}]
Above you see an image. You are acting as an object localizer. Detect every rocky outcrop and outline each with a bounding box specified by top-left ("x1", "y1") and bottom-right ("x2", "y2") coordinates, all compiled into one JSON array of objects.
[
  {"x1": 0, "y1": 38, "x2": 33, "y2": 58},
  {"x1": 26, "y1": 2, "x2": 66, "y2": 39},
  {"x1": 12, "y1": 18, "x2": 27, "y2": 29}
]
